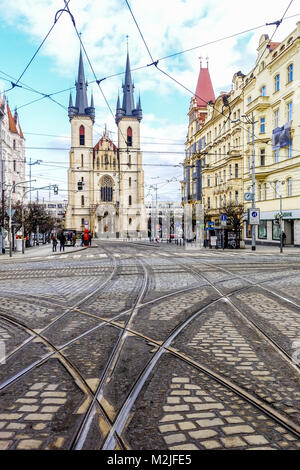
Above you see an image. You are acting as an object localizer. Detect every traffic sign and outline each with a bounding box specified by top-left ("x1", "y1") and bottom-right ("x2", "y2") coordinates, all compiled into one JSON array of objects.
[
  {"x1": 221, "y1": 214, "x2": 227, "y2": 226},
  {"x1": 248, "y1": 208, "x2": 260, "y2": 225},
  {"x1": 6, "y1": 209, "x2": 15, "y2": 218},
  {"x1": 244, "y1": 192, "x2": 254, "y2": 201}
]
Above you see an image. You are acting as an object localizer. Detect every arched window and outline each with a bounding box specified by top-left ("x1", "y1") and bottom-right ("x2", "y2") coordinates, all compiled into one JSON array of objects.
[
  {"x1": 79, "y1": 125, "x2": 85, "y2": 145},
  {"x1": 129, "y1": 195, "x2": 132, "y2": 206},
  {"x1": 100, "y1": 175, "x2": 114, "y2": 202},
  {"x1": 127, "y1": 127, "x2": 132, "y2": 146}
]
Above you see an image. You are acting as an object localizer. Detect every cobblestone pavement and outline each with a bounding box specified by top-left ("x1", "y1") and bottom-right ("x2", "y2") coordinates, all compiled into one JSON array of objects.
[{"x1": 0, "y1": 241, "x2": 299, "y2": 450}]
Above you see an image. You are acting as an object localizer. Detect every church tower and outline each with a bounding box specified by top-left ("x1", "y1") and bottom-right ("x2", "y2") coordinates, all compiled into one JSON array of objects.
[
  {"x1": 115, "y1": 51, "x2": 147, "y2": 238},
  {"x1": 65, "y1": 49, "x2": 95, "y2": 232}
]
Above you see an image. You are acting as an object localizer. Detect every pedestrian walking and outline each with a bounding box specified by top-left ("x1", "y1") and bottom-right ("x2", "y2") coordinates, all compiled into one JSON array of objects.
[
  {"x1": 282, "y1": 232, "x2": 286, "y2": 246},
  {"x1": 51, "y1": 234, "x2": 58, "y2": 252},
  {"x1": 89, "y1": 232, "x2": 92, "y2": 246},
  {"x1": 81, "y1": 232, "x2": 84, "y2": 247},
  {"x1": 58, "y1": 232, "x2": 66, "y2": 252},
  {"x1": 72, "y1": 232, "x2": 76, "y2": 247}
]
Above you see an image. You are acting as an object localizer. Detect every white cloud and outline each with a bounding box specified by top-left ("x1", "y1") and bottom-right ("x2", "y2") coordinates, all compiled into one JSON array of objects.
[{"x1": 1, "y1": 0, "x2": 299, "y2": 200}]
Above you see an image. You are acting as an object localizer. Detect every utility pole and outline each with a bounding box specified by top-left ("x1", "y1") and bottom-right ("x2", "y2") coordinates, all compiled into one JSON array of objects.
[
  {"x1": 0, "y1": 104, "x2": 5, "y2": 254},
  {"x1": 280, "y1": 194, "x2": 283, "y2": 254},
  {"x1": 251, "y1": 112, "x2": 256, "y2": 251}
]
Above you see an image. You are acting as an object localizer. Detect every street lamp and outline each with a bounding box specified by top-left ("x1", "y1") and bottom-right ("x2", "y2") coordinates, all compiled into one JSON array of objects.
[
  {"x1": 8, "y1": 179, "x2": 36, "y2": 257},
  {"x1": 232, "y1": 113, "x2": 257, "y2": 250},
  {"x1": 28, "y1": 159, "x2": 42, "y2": 202}
]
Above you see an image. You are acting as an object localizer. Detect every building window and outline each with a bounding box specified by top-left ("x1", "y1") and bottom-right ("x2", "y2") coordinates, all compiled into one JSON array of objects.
[
  {"x1": 287, "y1": 101, "x2": 293, "y2": 121},
  {"x1": 128, "y1": 155, "x2": 131, "y2": 167},
  {"x1": 261, "y1": 86, "x2": 266, "y2": 96},
  {"x1": 129, "y1": 195, "x2": 132, "y2": 206},
  {"x1": 274, "y1": 74, "x2": 280, "y2": 92},
  {"x1": 248, "y1": 96, "x2": 252, "y2": 104},
  {"x1": 258, "y1": 220, "x2": 267, "y2": 239},
  {"x1": 13, "y1": 139, "x2": 16, "y2": 150},
  {"x1": 229, "y1": 164, "x2": 232, "y2": 178},
  {"x1": 274, "y1": 180, "x2": 280, "y2": 198},
  {"x1": 207, "y1": 176, "x2": 210, "y2": 187},
  {"x1": 235, "y1": 191, "x2": 238, "y2": 205},
  {"x1": 13, "y1": 160, "x2": 16, "y2": 172},
  {"x1": 260, "y1": 148, "x2": 265, "y2": 166},
  {"x1": 287, "y1": 177, "x2": 292, "y2": 197},
  {"x1": 81, "y1": 154, "x2": 84, "y2": 167},
  {"x1": 274, "y1": 149, "x2": 279, "y2": 163},
  {"x1": 127, "y1": 127, "x2": 132, "y2": 146},
  {"x1": 100, "y1": 175, "x2": 113, "y2": 202},
  {"x1": 235, "y1": 164, "x2": 239, "y2": 178},
  {"x1": 129, "y1": 218, "x2": 132, "y2": 225},
  {"x1": 288, "y1": 63, "x2": 293, "y2": 82},
  {"x1": 272, "y1": 220, "x2": 281, "y2": 240},
  {"x1": 129, "y1": 177, "x2": 131, "y2": 187},
  {"x1": 207, "y1": 197, "x2": 210, "y2": 209},
  {"x1": 12, "y1": 181, "x2": 15, "y2": 193},
  {"x1": 259, "y1": 184, "x2": 262, "y2": 201},
  {"x1": 79, "y1": 125, "x2": 85, "y2": 145},
  {"x1": 288, "y1": 140, "x2": 293, "y2": 158},
  {"x1": 274, "y1": 109, "x2": 279, "y2": 128},
  {"x1": 81, "y1": 218, "x2": 84, "y2": 226},
  {"x1": 260, "y1": 117, "x2": 265, "y2": 133},
  {"x1": 248, "y1": 127, "x2": 251, "y2": 142},
  {"x1": 81, "y1": 195, "x2": 84, "y2": 206},
  {"x1": 264, "y1": 183, "x2": 268, "y2": 200},
  {"x1": 96, "y1": 157, "x2": 100, "y2": 170}
]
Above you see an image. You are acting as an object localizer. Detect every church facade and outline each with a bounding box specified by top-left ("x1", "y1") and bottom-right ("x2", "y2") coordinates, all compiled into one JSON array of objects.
[{"x1": 65, "y1": 49, "x2": 147, "y2": 239}]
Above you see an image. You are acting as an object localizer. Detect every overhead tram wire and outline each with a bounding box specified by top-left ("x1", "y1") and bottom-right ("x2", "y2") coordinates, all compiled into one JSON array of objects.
[
  {"x1": 0, "y1": 1, "x2": 72, "y2": 97},
  {"x1": 3, "y1": 13, "x2": 298, "y2": 114},
  {"x1": 62, "y1": 1, "x2": 130, "y2": 149}
]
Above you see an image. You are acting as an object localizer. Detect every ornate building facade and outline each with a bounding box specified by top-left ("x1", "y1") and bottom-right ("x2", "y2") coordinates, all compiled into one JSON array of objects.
[
  {"x1": 0, "y1": 95, "x2": 26, "y2": 204},
  {"x1": 65, "y1": 49, "x2": 147, "y2": 238},
  {"x1": 182, "y1": 21, "x2": 300, "y2": 247}
]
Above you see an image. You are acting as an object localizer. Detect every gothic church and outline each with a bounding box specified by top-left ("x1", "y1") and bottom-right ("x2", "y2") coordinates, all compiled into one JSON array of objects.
[{"x1": 65, "y1": 49, "x2": 147, "y2": 238}]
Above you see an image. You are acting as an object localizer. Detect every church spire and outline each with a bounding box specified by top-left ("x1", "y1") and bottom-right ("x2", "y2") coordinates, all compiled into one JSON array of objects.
[
  {"x1": 68, "y1": 48, "x2": 95, "y2": 121},
  {"x1": 75, "y1": 48, "x2": 88, "y2": 114},
  {"x1": 116, "y1": 50, "x2": 142, "y2": 124},
  {"x1": 122, "y1": 51, "x2": 135, "y2": 115}
]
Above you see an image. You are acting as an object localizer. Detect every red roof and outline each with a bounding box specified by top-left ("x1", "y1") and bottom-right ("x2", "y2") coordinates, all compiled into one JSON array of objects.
[
  {"x1": 94, "y1": 136, "x2": 117, "y2": 152},
  {"x1": 195, "y1": 67, "x2": 215, "y2": 108},
  {"x1": 269, "y1": 42, "x2": 281, "y2": 52},
  {"x1": 7, "y1": 104, "x2": 18, "y2": 134}
]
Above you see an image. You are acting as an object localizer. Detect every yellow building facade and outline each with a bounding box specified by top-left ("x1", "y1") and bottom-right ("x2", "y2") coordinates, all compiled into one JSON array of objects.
[{"x1": 183, "y1": 22, "x2": 300, "y2": 247}]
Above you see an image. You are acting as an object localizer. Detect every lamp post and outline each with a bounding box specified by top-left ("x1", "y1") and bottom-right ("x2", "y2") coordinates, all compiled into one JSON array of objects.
[
  {"x1": 8, "y1": 179, "x2": 36, "y2": 257},
  {"x1": 28, "y1": 159, "x2": 42, "y2": 202},
  {"x1": 233, "y1": 113, "x2": 257, "y2": 250},
  {"x1": 21, "y1": 184, "x2": 58, "y2": 254}
]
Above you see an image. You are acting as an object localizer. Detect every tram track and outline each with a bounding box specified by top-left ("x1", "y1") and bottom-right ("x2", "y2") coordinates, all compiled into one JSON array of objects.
[{"x1": 0, "y1": 242, "x2": 300, "y2": 450}]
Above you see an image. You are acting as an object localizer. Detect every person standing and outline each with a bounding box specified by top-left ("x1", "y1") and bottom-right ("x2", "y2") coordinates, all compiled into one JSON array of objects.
[
  {"x1": 81, "y1": 232, "x2": 84, "y2": 247},
  {"x1": 51, "y1": 234, "x2": 58, "y2": 252},
  {"x1": 58, "y1": 232, "x2": 66, "y2": 252},
  {"x1": 72, "y1": 232, "x2": 76, "y2": 247},
  {"x1": 89, "y1": 232, "x2": 92, "y2": 246},
  {"x1": 282, "y1": 232, "x2": 287, "y2": 247}
]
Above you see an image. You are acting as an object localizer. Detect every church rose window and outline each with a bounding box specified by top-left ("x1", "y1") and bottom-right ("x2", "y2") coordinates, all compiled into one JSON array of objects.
[
  {"x1": 80, "y1": 125, "x2": 85, "y2": 145},
  {"x1": 100, "y1": 175, "x2": 113, "y2": 202},
  {"x1": 127, "y1": 127, "x2": 132, "y2": 146}
]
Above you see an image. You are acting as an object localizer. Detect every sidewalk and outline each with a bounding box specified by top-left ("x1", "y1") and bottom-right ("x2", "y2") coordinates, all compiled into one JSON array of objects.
[{"x1": 0, "y1": 243, "x2": 87, "y2": 260}]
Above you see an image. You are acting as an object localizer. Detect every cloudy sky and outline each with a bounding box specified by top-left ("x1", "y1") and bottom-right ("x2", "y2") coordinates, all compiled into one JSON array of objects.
[{"x1": 0, "y1": 0, "x2": 299, "y2": 202}]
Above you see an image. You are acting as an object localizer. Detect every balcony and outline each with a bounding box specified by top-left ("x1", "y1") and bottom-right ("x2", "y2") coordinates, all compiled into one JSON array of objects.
[{"x1": 246, "y1": 95, "x2": 270, "y2": 112}]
